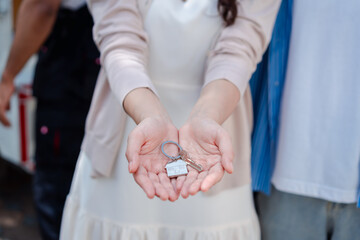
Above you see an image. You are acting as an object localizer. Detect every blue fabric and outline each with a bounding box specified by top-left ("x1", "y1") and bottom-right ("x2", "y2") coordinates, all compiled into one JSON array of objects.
[
  {"x1": 250, "y1": 0, "x2": 293, "y2": 194},
  {"x1": 250, "y1": 0, "x2": 360, "y2": 207}
]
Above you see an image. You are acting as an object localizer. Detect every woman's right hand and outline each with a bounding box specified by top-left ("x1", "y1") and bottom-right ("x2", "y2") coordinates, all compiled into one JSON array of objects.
[{"x1": 126, "y1": 116, "x2": 179, "y2": 202}]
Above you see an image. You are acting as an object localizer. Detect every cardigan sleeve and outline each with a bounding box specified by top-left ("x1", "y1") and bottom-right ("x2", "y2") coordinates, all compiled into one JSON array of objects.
[
  {"x1": 87, "y1": 0, "x2": 157, "y2": 105},
  {"x1": 204, "y1": 0, "x2": 281, "y2": 96}
]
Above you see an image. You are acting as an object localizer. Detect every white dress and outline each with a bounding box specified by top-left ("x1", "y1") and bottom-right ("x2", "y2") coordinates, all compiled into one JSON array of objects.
[{"x1": 60, "y1": 0, "x2": 259, "y2": 239}]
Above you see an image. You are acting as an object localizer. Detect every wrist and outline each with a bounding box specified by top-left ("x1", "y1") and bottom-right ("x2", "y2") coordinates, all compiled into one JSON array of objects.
[
  {"x1": 184, "y1": 115, "x2": 218, "y2": 131},
  {"x1": 189, "y1": 80, "x2": 240, "y2": 124},
  {"x1": 188, "y1": 100, "x2": 222, "y2": 124},
  {"x1": 1, "y1": 70, "x2": 15, "y2": 85},
  {"x1": 139, "y1": 112, "x2": 172, "y2": 125},
  {"x1": 124, "y1": 87, "x2": 171, "y2": 124}
]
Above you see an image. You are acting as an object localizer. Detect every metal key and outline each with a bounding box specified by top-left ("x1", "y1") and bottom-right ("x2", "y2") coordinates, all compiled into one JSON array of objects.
[{"x1": 179, "y1": 150, "x2": 203, "y2": 172}]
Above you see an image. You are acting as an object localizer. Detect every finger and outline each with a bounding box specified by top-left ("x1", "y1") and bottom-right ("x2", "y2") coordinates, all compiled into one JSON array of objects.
[
  {"x1": 170, "y1": 178, "x2": 176, "y2": 192},
  {"x1": 149, "y1": 172, "x2": 169, "y2": 201},
  {"x1": 0, "y1": 105, "x2": 10, "y2": 127},
  {"x1": 5, "y1": 101, "x2": 10, "y2": 111},
  {"x1": 133, "y1": 166, "x2": 155, "y2": 199},
  {"x1": 171, "y1": 178, "x2": 177, "y2": 194},
  {"x1": 127, "y1": 155, "x2": 139, "y2": 174},
  {"x1": 0, "y1": 87, "x2": 13, "y2": 126},
  {"x1": 215, "y1": 128, "x2": 234, "y2": 174},
  {"x1": 188, "y1": 171, "x2": 207, "y2": 195},
  {"x1": 125, "y1": 130, "x2": 144, "y2": 173},
  {"x1": 176, "y1": 176, "x2": 186, "y2": 193},
  {"x1": 159, "y1": 173, "x2": 178, "y2": 202},
  {"x1": 180, "y1": 171, "x2": 198, "y2": 199},
  {"x1": 200, "y1": 164, "x2": 224, "y2": 192}
]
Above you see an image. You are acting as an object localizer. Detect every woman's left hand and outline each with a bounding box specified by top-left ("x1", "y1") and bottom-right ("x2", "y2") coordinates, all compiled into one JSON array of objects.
[{"x1": 177, "y1": 117, "x2": 234, "y2": 198}]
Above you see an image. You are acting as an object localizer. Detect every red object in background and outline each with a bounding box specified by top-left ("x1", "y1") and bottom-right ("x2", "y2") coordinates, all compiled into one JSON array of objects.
[{"x1": 18, "y1": 85, "x2": 32, "y2": 164}]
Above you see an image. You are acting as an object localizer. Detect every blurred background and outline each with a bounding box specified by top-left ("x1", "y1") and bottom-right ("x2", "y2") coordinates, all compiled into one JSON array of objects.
[{"x1": 0, "y1": 0, "x2": 41, "y2": 239}]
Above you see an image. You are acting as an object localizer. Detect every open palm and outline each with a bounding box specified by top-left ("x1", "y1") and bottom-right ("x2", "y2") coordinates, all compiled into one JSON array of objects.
[
  {"x1": 126, "y1": 117, "x2": 179, "y2": 201},
  {"x1": 177, "y1": 117, "x2": 234, "y2": 198}
]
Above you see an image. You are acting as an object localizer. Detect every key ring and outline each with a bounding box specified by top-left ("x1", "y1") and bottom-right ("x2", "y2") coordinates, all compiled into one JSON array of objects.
[{"x1": 161, "y1": 141, "x2": 182, "y2": 160}]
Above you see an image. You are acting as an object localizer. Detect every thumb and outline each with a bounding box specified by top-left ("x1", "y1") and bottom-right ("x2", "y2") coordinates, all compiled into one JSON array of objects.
[
  {"x1": 0, "y1": 103, "x2": 11, "y2": 127},
  {"x1": 215, "y1": 128, "x2": 234, "y2": 174},
  {"x1": 125, "y1": 129, "x2": 144, "y2": 173}
]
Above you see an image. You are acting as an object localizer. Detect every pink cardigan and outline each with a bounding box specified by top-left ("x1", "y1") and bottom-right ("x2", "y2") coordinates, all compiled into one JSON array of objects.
[{"x1": 83, "y1": 0, "x2": 281, "y2": 177}]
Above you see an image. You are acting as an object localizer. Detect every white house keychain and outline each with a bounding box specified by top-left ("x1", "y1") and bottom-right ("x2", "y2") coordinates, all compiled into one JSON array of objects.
[{"x1": 161, "y1": 141, "x2": 203, "y2": 178}]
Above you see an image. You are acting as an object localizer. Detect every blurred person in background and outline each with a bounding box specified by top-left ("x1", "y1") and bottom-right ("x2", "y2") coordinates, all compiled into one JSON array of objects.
[
  {"x1": 0, "y1": 0, "x2": 99, "y2": 239},
  {"x1": 250, "y1": 0, "x2": 360, "y2": 239}
]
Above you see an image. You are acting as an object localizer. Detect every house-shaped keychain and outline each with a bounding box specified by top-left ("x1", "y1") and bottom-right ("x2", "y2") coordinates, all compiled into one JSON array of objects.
[{"x1": 165, "y1": 160, "x2": 188, "y2": 178}]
